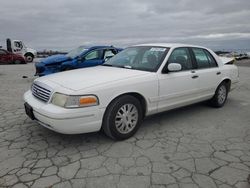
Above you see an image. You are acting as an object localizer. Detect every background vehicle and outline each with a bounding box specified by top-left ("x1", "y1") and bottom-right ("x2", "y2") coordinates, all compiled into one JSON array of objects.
[
  {"x1": 24, "y1": 43, "x2": 239, "y2": 140},
  {"x1": 0, "y1": 49, "x2": 26, "y2": 64},
  {"x1": 35, "y1": 45, "x2": 122, "y2": 76},
  {"x1": 0, "y1": 38, "x2": 37, "y2": 62}
]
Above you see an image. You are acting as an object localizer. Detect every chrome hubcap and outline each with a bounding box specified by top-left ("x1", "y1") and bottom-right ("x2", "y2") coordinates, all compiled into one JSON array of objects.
[
  {"x1": 115, "y1": 104, "x2": 138, "y2": 134},
  {"x1": 218, "y1": 85, "x2": 227, "y2": 104}
]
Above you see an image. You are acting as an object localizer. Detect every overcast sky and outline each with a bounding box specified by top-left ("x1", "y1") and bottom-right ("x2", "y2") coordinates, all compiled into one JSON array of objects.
[{"x1": 1, "y1": 0, "x2": 250, "y2": 51}]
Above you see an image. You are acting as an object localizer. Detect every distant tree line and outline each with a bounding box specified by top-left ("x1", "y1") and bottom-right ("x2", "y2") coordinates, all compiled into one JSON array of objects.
[{"x1": 37, "y1": 50, "x2": 67, "y2": 58}]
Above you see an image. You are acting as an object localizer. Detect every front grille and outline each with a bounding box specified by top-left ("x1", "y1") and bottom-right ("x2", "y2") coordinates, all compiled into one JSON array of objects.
[{"x1": 32, "y1": 82, "x2": 52, "y2": 102}]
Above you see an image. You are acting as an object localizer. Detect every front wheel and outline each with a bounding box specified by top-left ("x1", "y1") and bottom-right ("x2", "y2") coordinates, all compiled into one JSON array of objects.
[
  {"x1": 209, "y1": 82, "x2": 228, "y2": 108},
  {"x1": 102, "y1": 95, "x2": 143, "y2": 140},
  {"x1": 25, "y1": 55, "x2": 34, "y2": 62}
]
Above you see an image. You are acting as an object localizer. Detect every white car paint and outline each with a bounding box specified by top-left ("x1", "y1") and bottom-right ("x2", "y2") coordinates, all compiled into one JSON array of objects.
[{"x1": 24, "y1": 43, "x2": 239, "y2": 134}]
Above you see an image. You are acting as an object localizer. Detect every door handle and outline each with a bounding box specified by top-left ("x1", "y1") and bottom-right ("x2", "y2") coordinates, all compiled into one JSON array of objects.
[
  {"x1": 216, "y1": 72, "x2": 221, "y2": 75},
  {"x1": 192, "y1": 75, "x2": 199, "y2": 79}
]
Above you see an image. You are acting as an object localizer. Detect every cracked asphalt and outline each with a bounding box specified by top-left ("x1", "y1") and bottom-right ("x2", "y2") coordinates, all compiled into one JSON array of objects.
[{"x1": 0, "y1": 62, "x2": 250, "y2": 188}]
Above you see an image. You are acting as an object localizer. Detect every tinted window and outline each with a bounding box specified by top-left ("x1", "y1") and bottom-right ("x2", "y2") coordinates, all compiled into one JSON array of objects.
[
  {"x1": 192, "y1": 48, "x2": 210, "y2": 69},
  {"x1": 204, "y1": 50, "x2": 217, "y2": 67},
  {"x1": 168, "y1": 48, "x2": 192, "y2": 70}
]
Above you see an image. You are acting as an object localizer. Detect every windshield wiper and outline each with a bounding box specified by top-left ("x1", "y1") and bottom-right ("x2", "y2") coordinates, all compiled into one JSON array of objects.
[
  {"x1": 102, "y1": 64, "x2": 133, "y2": 69},
  {"x1": 123, "y1": 65, "x2": 132, "y2": 69}
]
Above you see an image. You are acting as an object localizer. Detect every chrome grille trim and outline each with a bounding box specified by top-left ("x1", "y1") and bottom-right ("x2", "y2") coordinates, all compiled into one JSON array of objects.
[{"x1": 32, "y1": 82, "x2": 52, "y2": 102}]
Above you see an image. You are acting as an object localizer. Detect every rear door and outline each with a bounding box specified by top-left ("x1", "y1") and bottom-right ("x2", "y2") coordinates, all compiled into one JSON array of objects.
[
  {"x1": 157, "y1": 47, "x2": 199, "y2": 112},
  {"x1": 191, "y1": 48, "x2": 222, "y2": 98}
]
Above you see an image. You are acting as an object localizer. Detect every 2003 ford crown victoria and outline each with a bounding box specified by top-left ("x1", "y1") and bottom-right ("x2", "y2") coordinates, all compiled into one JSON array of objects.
[{"x1": 24, "y1": 43, "x2": 239, "y2": 140}]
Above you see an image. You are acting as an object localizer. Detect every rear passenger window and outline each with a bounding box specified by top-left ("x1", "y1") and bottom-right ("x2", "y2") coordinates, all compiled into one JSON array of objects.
[
  {"x1": 192, "y1": 48, "x2": 218, "y2": 68},
  {"x1": 168, "y1": 48, "x2": 192, "y2": 71},
  {"x1": 192, "y1": 48, "x2": 210, "y2": 69},
  {"x1": 204, "y1": 50, "x2": 218, "y2": 67}
]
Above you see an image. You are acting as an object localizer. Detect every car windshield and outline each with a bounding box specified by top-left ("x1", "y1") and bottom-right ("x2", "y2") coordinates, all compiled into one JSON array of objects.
[
  {"x1": 66, "y1": 46, "x2": 88, "y2": 59},
  {"x1": 104, "y1": 46, "x2": 169, "y2": 72}
]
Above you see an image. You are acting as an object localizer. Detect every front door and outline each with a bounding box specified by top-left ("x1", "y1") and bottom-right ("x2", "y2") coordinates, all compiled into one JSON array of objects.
[
  {"x1": 78, "y1": 49, "x2": 104, "y2": 68},
  {"x1": 157, "y1": 47, "x2": 199, "y2": 112}
]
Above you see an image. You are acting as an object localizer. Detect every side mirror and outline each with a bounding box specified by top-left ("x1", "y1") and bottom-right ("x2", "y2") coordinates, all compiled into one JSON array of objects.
[{"x1": 167, "y1": 63, "x2": 182, "y2": 72}]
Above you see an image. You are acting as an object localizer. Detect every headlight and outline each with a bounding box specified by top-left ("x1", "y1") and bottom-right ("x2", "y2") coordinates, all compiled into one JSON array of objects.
[{"x1": 51, "y1": 93, "x2": 99, "y2": 108}]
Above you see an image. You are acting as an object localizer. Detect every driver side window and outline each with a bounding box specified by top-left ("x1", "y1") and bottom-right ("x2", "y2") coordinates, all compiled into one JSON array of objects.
[
  {"x1": 85, "y1": 50, "x2": 101, "y2": 60},
  {"x1": 14, "y1": 41, "x2": 23, "y2": 49},
  {"x1": 168, "y1": 48, "x2": 192, "y2": 71}
]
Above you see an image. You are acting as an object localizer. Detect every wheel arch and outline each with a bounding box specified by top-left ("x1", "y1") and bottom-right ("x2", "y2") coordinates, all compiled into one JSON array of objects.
[
  {"x1": 24, "y1": 52, "x2": 34, "y2": 58},
  {"x1": 105, "y1": 92, "x2": 148, "y2": 119},
  {"x1": 219, "y1": 78, "x2": 231, "y2": 91}
]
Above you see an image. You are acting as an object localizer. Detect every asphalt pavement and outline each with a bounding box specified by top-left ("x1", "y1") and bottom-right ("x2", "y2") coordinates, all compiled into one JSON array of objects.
[{"x1": 0, "y1": 61, "x2": 249, "y2": 188}]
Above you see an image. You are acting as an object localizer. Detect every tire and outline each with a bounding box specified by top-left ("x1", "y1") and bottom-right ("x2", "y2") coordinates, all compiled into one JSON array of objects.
[
  {"x1": 102, "y1": 95, "x2": 143, "y2": 140},
  {"x1": 25, "y1": 55, "x2": 34, "y2": 62},
  {"x1": 209, "y1": 82, "x2": 228, "y2": 108}
]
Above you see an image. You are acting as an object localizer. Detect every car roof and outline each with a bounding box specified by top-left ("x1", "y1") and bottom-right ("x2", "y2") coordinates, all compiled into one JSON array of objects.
[
  {"x1": 133, "y1": 43, "x2": 208, "y2": 49},
  {"x1": 80, "y1": 45, "x2": 118, "y2": 50}
]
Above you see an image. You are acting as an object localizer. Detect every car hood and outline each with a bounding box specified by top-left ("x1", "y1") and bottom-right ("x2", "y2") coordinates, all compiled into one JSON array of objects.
[
  {"x1": 38, "y1": 66, "x2": 151, "y2": 91},
  {"x1": 41, "y1": 54, "x2": 70, "y2": 65}
]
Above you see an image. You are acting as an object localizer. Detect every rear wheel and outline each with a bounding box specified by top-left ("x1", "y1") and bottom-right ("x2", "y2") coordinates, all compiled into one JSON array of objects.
[
  {"x1": 209, "y1": 82, "x2": 228, "y2": 108},
  {"x1": 102, "y1": 95, "x2": 143, "y2": 140}
]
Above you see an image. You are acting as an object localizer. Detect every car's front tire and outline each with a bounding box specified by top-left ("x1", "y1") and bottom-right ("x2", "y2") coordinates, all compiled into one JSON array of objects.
[
  {"x1": 102, "y1": 95, "x2": 143, "y2": 140},
  {"x1": 25, "y1": 54, "x2": 34, "y2": 62},
  {"x1": 209, "y1": 82, "x2": 228, "y2": 108}
]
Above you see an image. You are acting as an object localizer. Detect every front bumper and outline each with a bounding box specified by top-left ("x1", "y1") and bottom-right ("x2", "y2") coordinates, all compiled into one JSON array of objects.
[
  {"x1": 35, "y1": 63, "x2": 60, "y2": 77},
  {"x1": 23, "y1": 90, "x2": 105, "y2": 134}
]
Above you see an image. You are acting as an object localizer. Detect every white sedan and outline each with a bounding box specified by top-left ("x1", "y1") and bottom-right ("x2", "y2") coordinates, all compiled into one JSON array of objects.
[{"x1": 24, "y1": 43, "x2": 239, "y2": 140}]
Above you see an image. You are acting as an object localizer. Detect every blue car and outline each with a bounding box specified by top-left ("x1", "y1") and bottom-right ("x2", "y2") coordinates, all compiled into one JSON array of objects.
[{"x1": 35, "y1": 46, "x2": 122, "y2": 76}]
